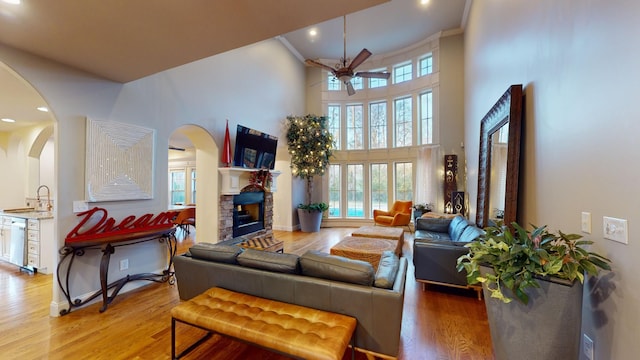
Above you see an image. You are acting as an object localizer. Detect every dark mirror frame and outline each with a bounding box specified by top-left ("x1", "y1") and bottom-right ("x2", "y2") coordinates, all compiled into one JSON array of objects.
[{"x1": 476, "y1": 84, "x2": 523, "y2": 228}]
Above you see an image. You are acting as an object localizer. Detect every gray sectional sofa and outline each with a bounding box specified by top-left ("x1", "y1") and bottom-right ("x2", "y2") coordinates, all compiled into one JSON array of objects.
[
  {"x1": 413, "y1": 215, "x2": 484, "y2": 296},
  {"x1": 173, "y1": 243, "x2": 408, "y2": 358}
]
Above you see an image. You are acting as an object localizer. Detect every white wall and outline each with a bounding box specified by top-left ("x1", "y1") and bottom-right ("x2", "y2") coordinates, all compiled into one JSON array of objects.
[
  {"x1": 0, "y1": 37, "x2": 305, "y2": 314},
  {"x1": 464, "y1": 1, "x2": 639, "y2": 358}
]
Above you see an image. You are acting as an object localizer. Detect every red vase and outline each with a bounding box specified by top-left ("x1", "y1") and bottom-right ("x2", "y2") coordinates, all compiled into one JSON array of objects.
[{"x1": 222, "y1": 119, "x2": 232, "y2": 166}]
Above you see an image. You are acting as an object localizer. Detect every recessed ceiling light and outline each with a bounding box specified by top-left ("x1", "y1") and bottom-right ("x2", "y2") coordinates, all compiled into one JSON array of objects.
[
  {"x1": 37, "y1": 106, "x2": 49, "y2": 112},
  {"x1": 420, "y1": 0, "x2": 430, "y2": 5},
  {"x1": 2, "y1": 0, "x2": 21, "y2": 5},
  {"x1": 308, "y1": 28, "x2": 317, "y2": 37},
  {"x1": 1, "y1": 118, "x2": 16, "y2": 123}
]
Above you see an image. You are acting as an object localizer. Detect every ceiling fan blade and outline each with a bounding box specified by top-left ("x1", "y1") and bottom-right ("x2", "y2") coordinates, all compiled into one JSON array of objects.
[
  {"x1": 305, "y1": 59, "x2": 336, "y2": 73},
  {"x1": 349, "y1": 48, "x2": 372, "y2": 70},
  {"x1": 355, "y1": 71, "x2": 391, "y2": 79},
  {"x1": 346, "y1": 81, "x2": 355, "y2": 96}
]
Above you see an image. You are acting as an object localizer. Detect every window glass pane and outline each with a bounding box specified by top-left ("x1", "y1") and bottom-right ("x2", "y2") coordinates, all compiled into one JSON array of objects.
[
  {"x1": 327, "y1": 73, "x2": 341, "y2": 91},
  {"x1": 395, "y1": 162, "x2": 413, "y2": 201},
  {"x1": 328, "y1": 164, "x2": 341, "y2": 217},
  {"x1": 371, "y1": 163, "x2": 388, "y2": 216},
  {"x1": 369, "y1": 101, "x2": 387, "y2": 149},
  {"x1": 327, "y1": 105, "x2": 341, "y2": 150},
  {"x1": 346, "y1": 104, "x2": 364, "y2": 150},
  {"x1": 351, "y1": 76, "x2": 363, "y2": 90},
  {"x1": 419, "y1": 91, "x2": 433, "y2": 144},
  {"x1": 190, "y1": 169, "x2": 196, "y2": 204},
  {"x1": 170, "y1": 170, "x2": 186, "y2": 205},
  {"x1": 394, "y1": 63, "x2": 412, "y2": 83},
  {"x1": 419, "y1": 55, "x2": 433, "y2": 76},
  {"x1": 369, "y1": 69, "x2": 388, "y2": 88},
  {"x1": 347, "y1": 164, "x2": 364, "y2": 218},
  {"x1": 394, "y1": 97, "x2": 412, "y2": 147}
]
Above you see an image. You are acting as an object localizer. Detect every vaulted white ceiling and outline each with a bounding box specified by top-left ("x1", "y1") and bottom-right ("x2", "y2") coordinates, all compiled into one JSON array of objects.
[{"x1": 0, "y1": 0, "x2": 468, "y2": 132}]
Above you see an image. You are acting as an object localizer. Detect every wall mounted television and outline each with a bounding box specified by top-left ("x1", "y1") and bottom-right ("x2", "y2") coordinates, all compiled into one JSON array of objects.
[{"x1": 233, "y1": 125, "x2": 278, "y2": 170}]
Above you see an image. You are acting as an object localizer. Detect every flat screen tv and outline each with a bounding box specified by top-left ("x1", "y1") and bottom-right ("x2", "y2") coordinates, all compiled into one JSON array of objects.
[{"x1": 233, "y1": 125, "x2": 278, "y2": 170}]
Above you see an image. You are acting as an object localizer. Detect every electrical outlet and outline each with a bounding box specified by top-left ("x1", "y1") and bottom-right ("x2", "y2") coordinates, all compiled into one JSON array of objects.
[
  {"x1": 119, "y1": 259, "x2": 129, "y2": 271},
  {"x1": 583, "y1": 334, "x2": 594, "y2": 360},
  {"x1": 603, "y1": 216, "x2": 628, "y2": 244},
  {"x1": 581, "y1": 212, "x2": 592, "y2": 234}
]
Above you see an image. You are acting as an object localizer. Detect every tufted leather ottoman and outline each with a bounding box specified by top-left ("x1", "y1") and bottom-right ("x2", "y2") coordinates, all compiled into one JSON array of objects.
[
  {"x1": 171, "y1": 287, "x2": 356, "y2": 360},
  {"x1": 330, "y1": 236, "x2": 400, "y2": 270}
]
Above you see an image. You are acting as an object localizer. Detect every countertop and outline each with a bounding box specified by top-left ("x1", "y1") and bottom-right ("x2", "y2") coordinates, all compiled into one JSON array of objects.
[{"x1": 1, "y1": 209, "x2": 54, "y2": 220}]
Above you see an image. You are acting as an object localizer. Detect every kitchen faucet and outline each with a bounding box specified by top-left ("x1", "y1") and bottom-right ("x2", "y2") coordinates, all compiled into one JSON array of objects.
[{"x1": 36, "y1": 185, "x2": 52, "y2": 211}]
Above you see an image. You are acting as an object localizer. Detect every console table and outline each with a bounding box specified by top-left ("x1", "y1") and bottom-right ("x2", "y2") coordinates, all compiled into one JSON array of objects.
[{"x1": 57, "y1": 227, "x2": 177, "y2": 315}]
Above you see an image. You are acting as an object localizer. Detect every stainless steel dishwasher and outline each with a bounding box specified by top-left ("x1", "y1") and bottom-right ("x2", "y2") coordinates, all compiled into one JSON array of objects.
[{"x1": 9, "y1": 217, "x2": 26, "y2": 267}]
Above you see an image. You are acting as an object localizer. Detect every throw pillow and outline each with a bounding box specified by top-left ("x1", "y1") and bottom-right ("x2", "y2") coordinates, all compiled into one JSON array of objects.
[
  {"x1": 237, "y1": 249, "x2": 300, "y2": 274},
  {"x1": 374, "y1": 251, "x2": 400, "y2": 289},
  {"x1": 188, "y1": 243, "x2": 243, "y2": 264},
  {"x1": 299, "y1": 250, "x2": 374, "y2": 286}
]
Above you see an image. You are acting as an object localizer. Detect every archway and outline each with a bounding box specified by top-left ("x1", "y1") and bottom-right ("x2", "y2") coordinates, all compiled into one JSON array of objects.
[{"x1": 169, "y1": 125, "x2": 219, "y2": 242}]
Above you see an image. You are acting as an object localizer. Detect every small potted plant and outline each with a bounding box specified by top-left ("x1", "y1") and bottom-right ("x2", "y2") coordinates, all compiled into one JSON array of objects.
[
  {"x1": 285, "y1": 114, "x2": 333, "y2": 232},
  {"x1": 456, "y1": 222, "x2": 611, "y2": 360},
  {"x1": 412, "y1": 202, "x2": 433, "y2": 220}
]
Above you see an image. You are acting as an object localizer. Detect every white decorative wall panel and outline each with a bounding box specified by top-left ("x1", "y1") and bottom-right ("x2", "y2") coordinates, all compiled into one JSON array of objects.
[{"x1": 86, "y1": 119, "x2": 155, "y2": 202}]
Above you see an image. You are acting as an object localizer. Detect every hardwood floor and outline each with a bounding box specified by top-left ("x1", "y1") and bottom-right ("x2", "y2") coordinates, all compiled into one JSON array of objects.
[{"x1": 0, "y1": 227, "x2": 494, "y2": 360}]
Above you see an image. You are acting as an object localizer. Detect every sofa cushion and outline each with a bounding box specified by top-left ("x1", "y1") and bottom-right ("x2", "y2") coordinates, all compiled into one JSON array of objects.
[
  {"x1": 416, "y1": 217, "x2": 452, "y2": 233},
  {"x1": 374, "y1": 251, "x2": 400, "y2": 289},
  {"x1": 299, "y1": 250, "x2": 374, "y2": 286},
  {"x1": 237, "y1": 249, "x2": 300, "y2": 274},
  {"x1": 456, "y1": 225, "x2": 484, "y2": 244},
  {"x1": 189, "y1": 243, "x2": 243, "y2": 264},
  {"x1": 413, "y1": 230, "x2": 451, "y2": 243},
  {"x1": 448, "y1": 216, "x2": 470, "y2": 241}
]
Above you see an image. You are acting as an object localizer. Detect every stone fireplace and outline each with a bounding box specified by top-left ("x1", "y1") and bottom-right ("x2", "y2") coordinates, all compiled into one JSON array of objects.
[{"x1": 219, "y1": 189, "x2": 273, "y2": 242}]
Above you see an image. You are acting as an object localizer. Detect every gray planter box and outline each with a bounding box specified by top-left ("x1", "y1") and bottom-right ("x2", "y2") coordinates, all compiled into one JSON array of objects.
[{"x1": 481, "y1": 266, "x2": 583, "y2": 360}]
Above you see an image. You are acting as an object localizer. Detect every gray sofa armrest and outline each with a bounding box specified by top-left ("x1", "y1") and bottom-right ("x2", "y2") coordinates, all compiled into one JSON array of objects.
[{"x1": 412, "y1": 240, "x2": 469, "y2": 287}]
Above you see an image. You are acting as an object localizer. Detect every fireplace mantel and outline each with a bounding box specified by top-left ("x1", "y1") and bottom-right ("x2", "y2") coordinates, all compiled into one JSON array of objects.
[{"x1": 218, "y1": 167, "x2": 282, "y2": 195}]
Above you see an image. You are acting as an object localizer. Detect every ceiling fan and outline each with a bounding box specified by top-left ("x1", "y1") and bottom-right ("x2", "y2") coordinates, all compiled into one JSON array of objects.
[{"x1": 305, "y1": 16, "x2": 390, "y2": 96}]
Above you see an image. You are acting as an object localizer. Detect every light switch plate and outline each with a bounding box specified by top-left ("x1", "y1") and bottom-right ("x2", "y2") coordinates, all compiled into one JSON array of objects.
[
  {"x1": 581, "y1": 212, "x2": 592, "y2": 234},
  {"x1": 73, "y1": 200, "x2": 89, "y2": 213},
  {"x1": 603, "y1": 216, "x2": 628, "y2": 244}
]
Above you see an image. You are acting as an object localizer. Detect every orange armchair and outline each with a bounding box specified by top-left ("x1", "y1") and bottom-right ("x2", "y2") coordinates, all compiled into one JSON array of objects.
[{"x1": 373, "y1": 201, "x2": 413, "y2": 228}]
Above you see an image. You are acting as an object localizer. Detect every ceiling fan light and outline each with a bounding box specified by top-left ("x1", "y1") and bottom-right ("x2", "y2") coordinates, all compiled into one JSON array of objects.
[{"x1": 338, "y1": 75, "x2": 351, "y2": 82}]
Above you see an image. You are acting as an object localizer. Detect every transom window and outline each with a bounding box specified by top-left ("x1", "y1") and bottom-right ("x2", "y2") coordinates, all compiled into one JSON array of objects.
[
  {"x1": 419, "y1": 54, "x2": 433, "y2": 76},
  {"x1": 369, "y1": 68, "x2": 388, "y2": 88},
  {"x1": 327, "y1": 74, "x2": 341, "y2": 91},
  {"x1": 394, "y1": 63, "x2": 412, "y2": 84},
  {"x1": 351, "y1": 77, "x2": 363, "y2": 90}
]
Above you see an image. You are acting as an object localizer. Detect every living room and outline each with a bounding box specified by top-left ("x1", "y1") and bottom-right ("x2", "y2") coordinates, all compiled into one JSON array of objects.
[{"x1": 0, "y1": 1, "x2": 637, "y2": 359}]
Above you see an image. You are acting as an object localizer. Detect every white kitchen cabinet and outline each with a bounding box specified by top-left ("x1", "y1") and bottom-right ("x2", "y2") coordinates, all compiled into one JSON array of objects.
[
  {"x1": 21, "y1": 218, "x2": 53, "y2": 274},
  {"x1": 1, "y1": 216, "x2": 12, "y2": 261}
]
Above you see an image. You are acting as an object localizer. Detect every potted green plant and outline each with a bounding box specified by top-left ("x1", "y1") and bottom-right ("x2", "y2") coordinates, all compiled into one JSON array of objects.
[
  {"x1": 456, "y1": 222, "x2": 611, "y2": 360},
  {"x1": 285, "y1": 114, "x2": 333, "y2": 232}
]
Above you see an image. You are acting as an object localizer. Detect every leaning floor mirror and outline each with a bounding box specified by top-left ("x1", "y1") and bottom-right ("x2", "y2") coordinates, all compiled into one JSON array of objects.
[{"x1": 476, "y1": 84, "x2": 523, "y2": 228}]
